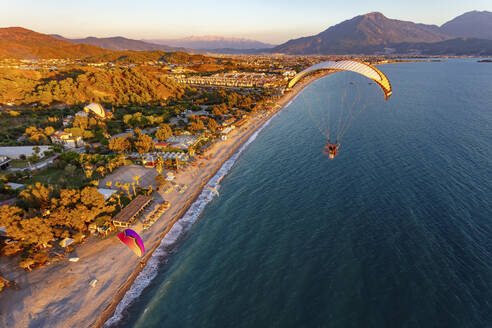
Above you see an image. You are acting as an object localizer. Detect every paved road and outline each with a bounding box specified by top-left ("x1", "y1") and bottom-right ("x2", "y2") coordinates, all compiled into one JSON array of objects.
[{"x1": 8, "y1": 154, "x2": 59, "y2": 172}]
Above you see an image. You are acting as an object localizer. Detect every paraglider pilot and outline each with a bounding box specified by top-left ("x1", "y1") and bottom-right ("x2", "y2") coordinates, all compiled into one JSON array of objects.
[{"x1": 323, "y1": 139, "x2": 340, "y2": 159}]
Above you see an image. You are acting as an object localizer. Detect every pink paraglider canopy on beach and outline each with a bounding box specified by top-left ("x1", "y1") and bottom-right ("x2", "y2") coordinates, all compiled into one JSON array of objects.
[{"x1": 117, "y1": 229, "x2": 145, "y2": 257}]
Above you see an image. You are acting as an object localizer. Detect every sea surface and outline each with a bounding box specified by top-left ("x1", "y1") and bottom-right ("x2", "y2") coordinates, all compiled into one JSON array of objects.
[{"x1": 116, "y1": 59, "x2": 492, "y2": 328}]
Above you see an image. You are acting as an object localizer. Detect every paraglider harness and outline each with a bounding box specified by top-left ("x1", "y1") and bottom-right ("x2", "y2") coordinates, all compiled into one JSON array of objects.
[{"x1": 323, "y1": 139, "x2": 340, "y2": 159}]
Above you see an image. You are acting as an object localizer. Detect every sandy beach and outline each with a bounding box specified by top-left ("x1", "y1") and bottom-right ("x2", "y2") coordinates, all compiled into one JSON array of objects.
[{"x1": 0, "y1": 73, "x2": 326, "y2": 328}]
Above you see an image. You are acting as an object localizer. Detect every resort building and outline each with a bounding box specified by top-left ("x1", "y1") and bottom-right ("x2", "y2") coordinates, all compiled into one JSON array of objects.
[
  {"x1": 165, "y1": 135, "x2": 201, "y2": 151},
  {"x1": 0, "y1": 156, "x2": 10, "y2": 170},
  {"x1": 234, "y1": 118, "x2": 248, "y2": 127},
  {"x1": 171, "y1": 71, "x2": 285, "y2": 89},
  {"x1": 159, "y1": 152, "x2": 189, "y2": 162},
  {"x1": 62, "y1": 115, "x2": 73, "y2": 126},
  {"x1": 50, "y1": 131, "x2": 83, "y2": 148},
  {"x1": 112, "y1": 195, "x2": 153, "y2": 228},
  {"x1": 220, "y1": 127, "x2": 233, "y2": 140},
  {"x1": 222, "y1": 117, "x2": 236, "y2": 126},
  {"x1": 155, "y1": 142, "x2": 170, "y2": 151},
  {"x1": 142, "y1": 155, "x2": 158, "y2": 168},
  {"x1": 75, "y1": 111, "x2": 88, "y2": 117}
]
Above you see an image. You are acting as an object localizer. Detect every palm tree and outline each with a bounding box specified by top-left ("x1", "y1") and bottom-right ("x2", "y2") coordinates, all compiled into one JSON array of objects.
[
  {"x1": 97, "y1": 166, "x2": 105, "y2": 177},
  {"x1": 114, "y1": 193, "x2": 122, "y2": 208},
  {"x1": 131, "y1": 182, "x2": 136, "y2": 197},
  {"x1": 123, "y1": 183, "x2": 131, "y2": 198},
  {"x1": 107, "y1": 159, "x2": 116, "y2": 173}
]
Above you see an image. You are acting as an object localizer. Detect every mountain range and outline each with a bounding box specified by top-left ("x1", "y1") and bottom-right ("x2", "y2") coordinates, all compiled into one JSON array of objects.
[
  {"x1": 146, "y1": 36, "x2": 276, "y2": 50},
  {"x1": 273, "y1": 11, "x2": 492, "y2": 54},
  {"x1": 441, "y1": 10, "x2": 492, "y2": 40},
  {"x1": 1, "y1": 10, "x2": 492, "y2": 59},
  {"x1": 50, "y1": 35, "x2": 188, "y2": 52},
  {"x1": 0, "y1": 27, "x2": 111, "y2": 59}
]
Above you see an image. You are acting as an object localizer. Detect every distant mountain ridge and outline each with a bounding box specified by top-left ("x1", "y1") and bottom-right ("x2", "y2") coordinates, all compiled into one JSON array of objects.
[
  {"x1": 50, "y1": 35, "x2": 189, "y2": 52},
  {"x1": 3, "y1": 10, "x2": 492, "y2": 59},
  {"x1": 272, "y1": 11, "x2": 492, "y2": 55},
  {"x1": 380, "y1": 37, "x2": 492, "y2": 56},
  {"x1": 148, "y1": 36, "x2": 276, "y2": 50},
  {"x1": 441, "y1": 11, "x2": 492, "y2": 40},
  {"x1": 0, "y1": 27, "x2": 111, "y2": 59},
  {"x1": 273, "y1": 12, "x2": 450, "y2": 54}
]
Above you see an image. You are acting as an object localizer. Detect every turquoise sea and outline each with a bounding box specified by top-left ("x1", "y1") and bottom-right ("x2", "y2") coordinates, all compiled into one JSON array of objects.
[{"x1": 115, "y1": 59, "x2": 492, "y2": 328}]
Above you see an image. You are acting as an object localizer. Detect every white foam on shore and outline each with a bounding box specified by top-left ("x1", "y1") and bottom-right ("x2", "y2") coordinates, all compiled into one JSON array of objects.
[
  {"x1": 103, "y1": 109, "x2": 284, "y2": 327},
  {"x1": 285, "y1": 93, "x2": 299, "y2": 108}
]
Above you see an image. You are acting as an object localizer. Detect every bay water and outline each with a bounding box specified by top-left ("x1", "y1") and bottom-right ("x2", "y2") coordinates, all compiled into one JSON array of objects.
[{"x1": 118, "y1": 59, "x2": 492, "y2": 328}]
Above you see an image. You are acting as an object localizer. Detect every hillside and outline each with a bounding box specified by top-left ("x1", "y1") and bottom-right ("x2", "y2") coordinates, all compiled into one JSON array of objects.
[
  {"x1": 441, "y1": 11, "x2": 492, "y2": 40},
  {"x1": 390, "y1": 37, "x2": 492, "y2": 56},
  {"x1": 0, "y1": 27, "x2": 111, "y2": 59},
  {"x1": 0, "y1": 65, "x2": 188, "y2": 106},
  {"x1": 51, "y1": 35, "x2": 189, "y2": 52},
  {"x1": 83, "y1": 51, "x2": 215, "y2": 65},
  {"x1": 273, "y1": 12, "x2": 451, "y2": 54}
]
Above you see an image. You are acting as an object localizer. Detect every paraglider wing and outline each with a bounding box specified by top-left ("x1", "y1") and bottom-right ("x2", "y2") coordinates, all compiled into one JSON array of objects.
[
  {"x1": 204, "y1": 187, "x2": 220, "y2": 197},
  {"x1": 84, "y1": 103, "x2": 106, "y2": 118},
  {"x1": 288, "y1": 60, "x2": 392, "y2": 100},
  {"x1": 117, "y1": 229, "x2": 145, "y2": 257}
]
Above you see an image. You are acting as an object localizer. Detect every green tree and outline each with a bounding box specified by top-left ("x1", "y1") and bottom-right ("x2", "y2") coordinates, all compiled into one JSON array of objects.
[
  {"x1": 25, "y1": 127, "x2": 48, "y2": 144},
  {"x1": 156, "y1": 124, "x2": 173, "y2": 141},
  {"x1": 207, "y1": 118, "x2": 218, "y2": 133},
  {"x1": 109, "y1": 136, "x2": 131, "y2": 153},
  {"x1": 44, "y1": 126, "x2": 55, "y2": 136},
  {"x1": 83, "y1": 130, "x2": 94, "y2": 139},
  {"x1": 134, "y1": 133, "x2": 154, "y2": 154},
  {"x1": 73, "y1": 115, "x2": 89, "y2": 130},
  {"x1": 19, "y1": 183, "x2": 54, "y2": 209},
  {"x1": 189, "y1": 119, "x2": 205, "y2": 132},
  {"x1": 0, "y1": 206, "x2": 54, "y2": 248}
]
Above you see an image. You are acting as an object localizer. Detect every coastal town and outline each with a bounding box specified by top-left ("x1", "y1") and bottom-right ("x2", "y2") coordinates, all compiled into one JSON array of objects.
[
  {"x1": 0, "y1": 37, "x2": 424, "y2": 325},
  {"x1": 1, "y1": 0, "x2": 492, "y2": 325},
  {"x1": 0, "y1": 48, "x2": 370, "y2": 326},
  {"x1": 3, "y1": 0, "x2": 492, "y2": 325}
]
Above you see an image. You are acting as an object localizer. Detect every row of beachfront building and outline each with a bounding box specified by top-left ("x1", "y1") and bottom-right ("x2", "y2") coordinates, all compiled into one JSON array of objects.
[{"x1": 171, "y1": 71, "x2": 289, "y2": 89}]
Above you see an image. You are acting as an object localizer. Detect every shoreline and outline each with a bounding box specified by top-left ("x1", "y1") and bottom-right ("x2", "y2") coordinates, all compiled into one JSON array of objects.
[
  {"x1": 98, "y1": 72, "x2": 326, "y2": 327},
  {"x1": 0, "y1": 72, "x2": 327, "y2": 328}
]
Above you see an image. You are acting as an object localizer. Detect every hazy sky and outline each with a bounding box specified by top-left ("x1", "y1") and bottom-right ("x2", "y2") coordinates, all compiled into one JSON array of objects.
[{"x1": 1, "y1": 0, "x2": 491, "y2": 43}]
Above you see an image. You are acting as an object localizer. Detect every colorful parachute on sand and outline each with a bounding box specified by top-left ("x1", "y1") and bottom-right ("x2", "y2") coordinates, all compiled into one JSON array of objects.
[
  {"x1": 288, "y1": 60, "x2": 392, "y2": 100},
  {"x1": 117, "y1": 229, "x2": 145, "y2": 257},
  {"x1": 204, "y1": 187, "x2": 220, "y2": 197}
]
